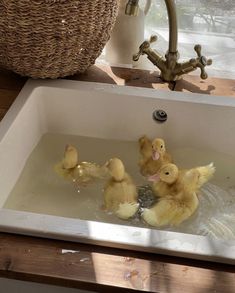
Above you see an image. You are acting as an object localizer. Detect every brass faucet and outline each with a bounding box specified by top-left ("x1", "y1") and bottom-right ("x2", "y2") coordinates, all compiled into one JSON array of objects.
[{"x1": 125, "y1": 0, "x2": 212, "y2": 82}]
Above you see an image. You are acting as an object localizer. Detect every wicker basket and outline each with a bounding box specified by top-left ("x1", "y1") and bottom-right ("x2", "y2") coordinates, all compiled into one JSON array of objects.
[{"x1": 0, "y1": 0, "x2": 118, "y2": 78}]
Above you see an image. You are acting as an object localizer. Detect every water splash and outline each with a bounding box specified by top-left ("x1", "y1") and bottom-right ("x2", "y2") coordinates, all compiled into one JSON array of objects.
[
  {"x1": 5, "y1": 133, "x2": 235, "y2": 241},
  {"x1": 171, "y1": 183, "x2": 235, "y2": 240}
]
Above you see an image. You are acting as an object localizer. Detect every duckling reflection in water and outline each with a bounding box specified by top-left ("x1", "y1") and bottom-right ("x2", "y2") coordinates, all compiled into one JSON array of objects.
[
  {"x1": 54, "y1": 145, "x2": 108, "y2": 186},
  {"x1": 103, "y1": 158, "x2": 139, "y2": 220},
  {"x1": 142, "y1": 163, "x2": 215, "y2": 227},
  {"x1": 138, "y1": 136, "x2": 173, "y2": 176}
]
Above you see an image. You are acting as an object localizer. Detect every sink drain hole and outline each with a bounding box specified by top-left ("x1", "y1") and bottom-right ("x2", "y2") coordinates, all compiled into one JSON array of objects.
[{"x1": 152, "y1": 109, "x2": 168, "y2": 123}]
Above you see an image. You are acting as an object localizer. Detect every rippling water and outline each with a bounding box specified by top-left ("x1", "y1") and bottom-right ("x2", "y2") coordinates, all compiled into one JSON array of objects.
[{"x1": 4, "y1": 133, "x2": 235, "y2": 240}]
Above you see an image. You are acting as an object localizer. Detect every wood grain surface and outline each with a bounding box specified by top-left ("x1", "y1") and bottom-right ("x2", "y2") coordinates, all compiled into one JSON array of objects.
[{"x1": 0, "y1": 233, "x2": 235, "y2": 293}]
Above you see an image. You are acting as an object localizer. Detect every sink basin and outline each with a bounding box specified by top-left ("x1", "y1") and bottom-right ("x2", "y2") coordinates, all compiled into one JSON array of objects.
[{"x1": 0, "y1": 79, "x2": 235, "y2": 264}]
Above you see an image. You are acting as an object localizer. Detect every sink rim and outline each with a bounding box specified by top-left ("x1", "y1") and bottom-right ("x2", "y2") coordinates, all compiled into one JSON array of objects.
[
  {"x1": 1, "y1": 208, "x2": 235, "y2": 265},
  {"x1": 1, "y1": 79, "x2": 235, "y2": 265}
]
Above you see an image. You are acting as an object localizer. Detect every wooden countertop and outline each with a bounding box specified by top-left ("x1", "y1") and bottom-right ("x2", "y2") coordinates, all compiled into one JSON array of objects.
[{"x1": 0, "y1": 65, "x2": 235, "y2": 292}]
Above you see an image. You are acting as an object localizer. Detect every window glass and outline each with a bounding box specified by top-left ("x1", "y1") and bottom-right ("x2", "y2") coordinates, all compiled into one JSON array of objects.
[{"x1": 143, "y1": 0, "x2": 235, "y2": 78}]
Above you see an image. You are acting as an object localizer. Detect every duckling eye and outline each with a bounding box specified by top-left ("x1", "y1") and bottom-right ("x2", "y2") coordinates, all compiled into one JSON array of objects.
[
  {"x1": 161, "y1": 145, "x2": 163, "y2": 148},
  {"x1": 165, "y1": 172, "x2": 169, "y2": 175}
]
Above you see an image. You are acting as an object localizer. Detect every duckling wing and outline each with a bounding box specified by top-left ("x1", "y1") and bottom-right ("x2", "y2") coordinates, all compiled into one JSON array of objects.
[
  {"x1": 180, "y1": 163, "x2": 215, "y2": 193},
  {"x1": 142, "y1": 198, "x2": 179, "y2": 227},
  {"x1": 142, "y1": 189, "x2": 199, "y2": 227},
  {"x1": 171, "y1": 194, "x2": 199, "y2": 226},
  {"x1": 181, "y1": 169, "x2": 201, "y2": 193},
  {"x1": 103, "y1": 181, "x2": 119, "y2": 211},
  {"x1": 195, "y1": 163, "x2": 215, "y2": 189},
  {"x1": 121, "y1": 181, "x2": 138, "y2": 203},
  {"x1": 103, "y1": 180, "x2": 137, "y2": 212}
]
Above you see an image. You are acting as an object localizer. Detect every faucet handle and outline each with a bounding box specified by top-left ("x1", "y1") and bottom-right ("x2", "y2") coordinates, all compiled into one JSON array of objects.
[
  {"x1": 133, "y1": 35, "x2": 158, "y2": 61},
  {"x1": 149, "y1": 35, "x2": 158, "y2": 43},
  {"x1": 194, "y1": 44, "x2": 212, "y2": 79}
]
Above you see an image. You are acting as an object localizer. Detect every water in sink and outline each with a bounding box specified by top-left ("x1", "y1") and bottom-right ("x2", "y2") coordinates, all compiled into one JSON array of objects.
[{"x1": 4, "y1": 133, "x2": 235, "y2": 240}]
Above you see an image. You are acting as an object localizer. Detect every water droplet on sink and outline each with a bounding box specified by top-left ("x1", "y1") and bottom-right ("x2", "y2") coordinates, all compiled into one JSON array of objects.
[{"x1": 132, "y1": 231, "x2": 141, "y2": 237}]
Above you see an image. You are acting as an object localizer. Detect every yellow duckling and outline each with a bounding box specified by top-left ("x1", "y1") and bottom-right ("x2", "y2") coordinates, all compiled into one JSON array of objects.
[
  {"x1": 142, "y1": 163, "x2": 215, "y2": 227},
  {"x1": 103, "y1": 158, "x2": 139, "y2": 220},
  {"x1": 54, "y1": 144, "x2": 108, "y2": 185},
  {"x1": 138, "y1": 136, "x2": 173, "y2": 176},
  {"x1": 138, "y1": 135, "x2": 152, "y2": 162},
  {"x1": 62, "y1": 144, "x2": 78, "y2": 169},
  {"x1": 149, "y1": 163, "x2": 215, "y2": 198}
]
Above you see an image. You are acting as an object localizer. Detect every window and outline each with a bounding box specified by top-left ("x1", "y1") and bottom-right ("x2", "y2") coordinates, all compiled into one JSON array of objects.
[
  {"x1": 144, "y1": 0, "x2": 235, "y2": 78},
  {"x1": 101, "y1": 1, "x2": 235, "y2": 79}
]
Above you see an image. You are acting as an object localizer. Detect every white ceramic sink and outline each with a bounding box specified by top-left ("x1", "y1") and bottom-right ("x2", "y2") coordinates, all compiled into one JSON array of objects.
[{"x1": 0, "y1": 79, "x2": 235, "y2": 264}]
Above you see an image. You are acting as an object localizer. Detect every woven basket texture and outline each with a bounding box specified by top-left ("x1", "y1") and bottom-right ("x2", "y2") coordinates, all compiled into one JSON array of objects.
[{"x1": 0, "y1": 0, "x2": 118, "y2": 78}]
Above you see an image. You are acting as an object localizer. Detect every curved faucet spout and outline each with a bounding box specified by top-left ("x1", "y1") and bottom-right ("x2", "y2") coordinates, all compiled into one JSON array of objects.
[
  {"x1": 125, "y1": 0, "x2": 212, "y2": 81},
  {"x1": 125, "y1": 0, "x2": 178, "y2": 55},
  {"x1": 164, "y1": 0, "x2": 178, "y2": 53}
]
